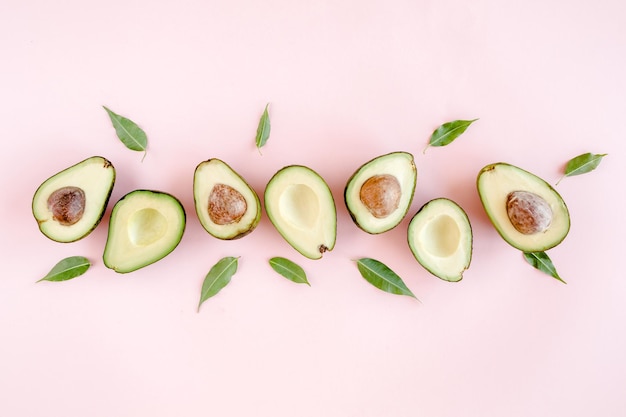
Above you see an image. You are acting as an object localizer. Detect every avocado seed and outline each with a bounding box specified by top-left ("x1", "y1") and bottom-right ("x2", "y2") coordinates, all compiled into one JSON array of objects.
[
  {"x1": 47, "y1": 186, "x2": 86, "y2": 226},
  {"x1": 208, "y1": 184, "x2": 247, "y2": 225},
  {"x1": 359, "y1": 174, "x2": 401, "y2": 219},
  {"x1": 506, "y1": 190, "x2": 552, "y2": 234}
]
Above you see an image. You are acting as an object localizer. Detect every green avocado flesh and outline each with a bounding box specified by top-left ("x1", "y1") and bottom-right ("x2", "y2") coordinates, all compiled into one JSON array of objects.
[
  {"x1": 32, "y1": 156, "x2": 115, "y2": 243},
  {"x1": 193, "y1": 159, "x2": 261, "y2": 240},
  {"x1": 103, "y1": 190, "x2": 186, "y2": 273},
  {"x1": 264, "y1": 165, "x2": 337, "y2": 260},
  {"x1": 344, "y1": 151, "x2": 417, "y2": 234},
  {"x1": 477, "y1": 162, "x2": 570, "y2": 252},
  {"x1": 408, "y1": 198, "x2": 472, "y2": 282}
]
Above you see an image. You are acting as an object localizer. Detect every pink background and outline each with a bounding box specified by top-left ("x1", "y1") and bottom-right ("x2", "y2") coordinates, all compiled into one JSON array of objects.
[{"x1": 1, "y1": 1, "x2": 624, "y2": 416}]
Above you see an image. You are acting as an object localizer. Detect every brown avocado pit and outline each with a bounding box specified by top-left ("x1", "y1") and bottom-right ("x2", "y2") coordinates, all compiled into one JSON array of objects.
[
  {"x1": 47, "y1": 186, "x2": 86, "y2": 226},
  {"x1": 506, "y1": 190, "x2": 552, "y2": 235},
  {"x1": 359, "y1": 174, "x2": 401, "y2": 219},
  {"x1": 208, "y1": 183, "x2": 247, "y2": 225}
]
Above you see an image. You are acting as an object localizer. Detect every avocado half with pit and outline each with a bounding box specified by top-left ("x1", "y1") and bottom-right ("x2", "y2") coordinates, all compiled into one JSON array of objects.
[
  {"x1": 344, "y1": 151, "x2": 416, "y2": 234},
  {"x1": 103, "y1": 190, "x2": 186, "y2": 273},
  {"x1": 193, "y1": 158, "x2": 261, "y2": 240},
  {"x1": 477, "y1": 162, "x2": 570, "y2": 252},
  {"x1": 408, "y1": 198, "x2": 473, "y2": 282},
  {"x1": 264, "y1": 165, "x2": 336, "y2": 260},
  {"x1": 32, "y1": 156, "x2": 116, "y2": 243}
]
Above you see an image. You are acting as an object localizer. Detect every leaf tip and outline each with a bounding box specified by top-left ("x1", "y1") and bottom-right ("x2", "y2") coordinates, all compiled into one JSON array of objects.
[{"x1": 102, "y1": 105, "x2": 115, "y2": 116}]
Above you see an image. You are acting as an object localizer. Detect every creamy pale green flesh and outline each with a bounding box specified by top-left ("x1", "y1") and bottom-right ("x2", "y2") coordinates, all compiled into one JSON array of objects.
[
  {"x1": 193, "y1": 159, "x2": 261, "y2": 240},
  {"x1": 345, "y1": 151, "x2": 416, "y2": 234},
  {"x1": 265, "y1": 165, "x2": 336, "y2": 260},
  {"x1": 103, "y1": 190, "x2": 186, "y2": 273},
  {"x1": 408, "y1": 198, "x2": 472, "y2": 282},
  {"x1": 477, "y1": 163, "x2": 570, "y2": 252},
  {"x1": 32, "y1": 156, "x2": 115, "y2": 242}
]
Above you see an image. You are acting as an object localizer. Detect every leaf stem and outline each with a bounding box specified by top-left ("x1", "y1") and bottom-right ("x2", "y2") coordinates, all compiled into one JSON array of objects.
[{"x1": 555, "y1": 175, "x2": 565, "y2": 186}]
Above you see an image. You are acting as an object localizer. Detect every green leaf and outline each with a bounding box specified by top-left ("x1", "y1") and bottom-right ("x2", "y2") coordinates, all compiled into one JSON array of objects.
[
  {"x1": 354, "y1": 258, "x2": 417, "y2": 299},
  {"x1": 424, "y1": 118, "x2": 478, "y2": 153},
  {"x1": 37, "y1": 256, "x2": 90, "y2": 282},
  {"x1": 269, "y1": 257, "x2": 310, "y2": 285},
  {"x1": 255, "y1": 103, "x2": 271, "y2": 154},
  {"x1": 198, "y1": 256, "x2": 239, "y2": 312},
  {"x1": 523, "y1": 252, "x2": 566, "y2": 284},
  {"x1": 103, "y1": 106, "x2": 148, "y2": 161},
  {"x1": 556, "y1": 152, "x2": 607, "y2": 185}
]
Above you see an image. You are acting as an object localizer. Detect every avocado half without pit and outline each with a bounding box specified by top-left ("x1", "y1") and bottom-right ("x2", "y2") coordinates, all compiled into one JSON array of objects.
[
  {"x1": 408, "y1": 198, "x2": 473, "y2": 282},
  {"x1": 193, "y1": 158, "x2": 261, "y2": 240},
  {"x1": 264, "y1": 165, "x2": 337, "y2": 260},
  {"x1": 344, "y1": 151, "x2": 417, "y2": 234},
  {"x1": 477, "y1": 162, "x2": 570, "y2": 252},
  {"x1": 32, "y1": 156, "x2": 116, "y2": 243},
  {"x1": 103, "y1": 190, "x2": 186, "y2": 273}
]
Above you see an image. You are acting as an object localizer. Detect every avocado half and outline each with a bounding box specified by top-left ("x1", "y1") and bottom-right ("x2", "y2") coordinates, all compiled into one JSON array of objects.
[
  {"x1": 32, "y1": 156, "x2": 115, "y2": 243},
  {"x1": 477, "y1": 162, "x2": 570, "y2": 252},
  {"x1": 103, "y1": 190, "x2": 186, "y2": 273},
  {"x1": 344, "y1": 151, "x2": 417, "y2": 234},
  {"x1": 408, "y1": 198, "x2": 473, "y2": 282},
  {"x1": 264, "y1": 165, "x2": 337, "y2": 260},
  {"x1": 193, "y1": 158, "x2": 261, "y2": 240}
]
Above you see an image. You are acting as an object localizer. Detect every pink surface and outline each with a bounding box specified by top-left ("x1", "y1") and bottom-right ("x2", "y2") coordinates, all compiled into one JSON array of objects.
[{"x1": 1, "y1": 1, "x2": 624, "y2": 416}]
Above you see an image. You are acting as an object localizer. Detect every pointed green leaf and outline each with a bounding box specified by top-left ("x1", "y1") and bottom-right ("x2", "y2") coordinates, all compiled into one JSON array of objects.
[
  {"x1": 556, "y1": 152, "x2": 607, "y2": 184},
  {"x1": 103, "y1": 106, "x2": 148, "y2": 160},
  {"x1": 37, "y1": 256, "x2": 90, "y2": 282},
  {"x1": 198, "y1": 256, "x2": 239, "y2": 311},
  {"x1": 424, "y1": 118, "x2": 478, "y2": 153},
  {"x1": 269, "y1": 257, "x2": 310, "y2": 285},
  {"x1": 355, "y1": 258, "x2": 417, "y2": 299},
  {"x1": 523, "y1": 252, "x2": 566, "y2": 284},
  {"x1": 255, "y1": 103, "x2": 271, "y2": 153}
]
